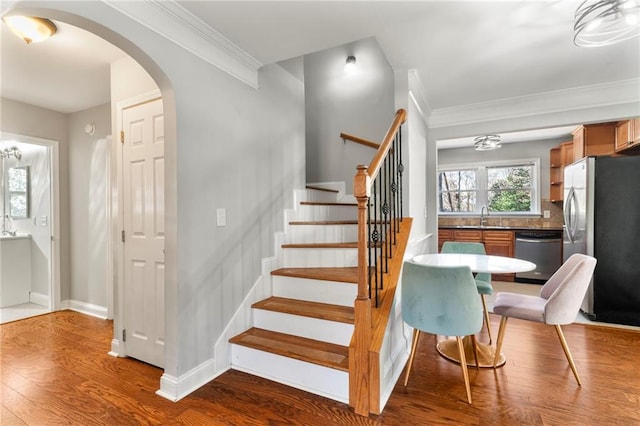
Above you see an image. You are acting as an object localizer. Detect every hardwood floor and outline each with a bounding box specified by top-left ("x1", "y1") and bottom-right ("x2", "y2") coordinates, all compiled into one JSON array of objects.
[{"x1": 2, "y1": 310, "x2": 639, "y2": 425}]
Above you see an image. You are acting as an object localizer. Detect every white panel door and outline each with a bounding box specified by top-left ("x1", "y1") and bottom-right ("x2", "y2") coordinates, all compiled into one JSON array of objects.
[{"x1": 122, "y1": 97, "x2": 165, "y2": 368}]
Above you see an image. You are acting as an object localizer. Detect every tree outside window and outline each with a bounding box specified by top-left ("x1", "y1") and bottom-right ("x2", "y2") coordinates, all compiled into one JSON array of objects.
[{"x1": 438, "y1": 160, "x2": 538, "y2": 214}]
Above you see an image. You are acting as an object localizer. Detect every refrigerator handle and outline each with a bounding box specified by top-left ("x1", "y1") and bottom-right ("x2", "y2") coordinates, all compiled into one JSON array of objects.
[{"x1": 564, "y1": 187, "x2": 576, "y2": 243}]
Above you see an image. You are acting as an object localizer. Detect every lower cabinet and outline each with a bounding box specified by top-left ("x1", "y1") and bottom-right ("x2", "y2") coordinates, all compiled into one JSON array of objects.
[{"x1": 438, "y1": 228, "x2": 515, "y2": 282}]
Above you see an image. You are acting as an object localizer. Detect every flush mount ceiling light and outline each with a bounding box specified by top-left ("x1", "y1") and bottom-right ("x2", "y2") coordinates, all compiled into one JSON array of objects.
[
  {"x1": 345, "y1": 55, "x2": 357, "y2": 73},
  {"x1": 2, "y1": 16, "x2": 57, "y2": 44},
  {"x1": 574, "y1": 0, "x2": 640, "y2": 47},
  {"x1": 474, "y1": 135, "x2": 502, "y2": 151}
]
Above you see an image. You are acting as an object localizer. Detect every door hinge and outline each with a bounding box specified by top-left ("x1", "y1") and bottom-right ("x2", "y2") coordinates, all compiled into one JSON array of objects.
[
  {"x1": 122, "y1": 329, "x2": 126, "y2": 342},
  {"x1": 120, "y1": 130, "x2": 125, "y2": 144},
  {"x1": 122, "y1": 230, "x2": 125, "y2": 243}
]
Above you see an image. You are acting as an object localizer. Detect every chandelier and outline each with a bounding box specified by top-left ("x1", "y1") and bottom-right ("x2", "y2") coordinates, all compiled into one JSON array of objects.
[
  {"x1": 474, "y1": 135, "x2": 502, "y2": 151},
  {"x1": 574, "y1": 0, "x2": 640, "y2": 47}
]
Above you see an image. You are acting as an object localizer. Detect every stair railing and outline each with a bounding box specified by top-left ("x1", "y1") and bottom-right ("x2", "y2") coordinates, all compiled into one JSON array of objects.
[{"x1": 349, "y1": 108, "x2": 406, "y2": 416}]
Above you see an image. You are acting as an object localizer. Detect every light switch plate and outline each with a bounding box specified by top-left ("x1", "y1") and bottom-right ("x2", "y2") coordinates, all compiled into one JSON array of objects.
[
  {"x1": 216, "y1": 208, "x2": 226, "y2": 227},
  {"x1": 543, "y1": 210, "x2": 551, "y2": 219}
]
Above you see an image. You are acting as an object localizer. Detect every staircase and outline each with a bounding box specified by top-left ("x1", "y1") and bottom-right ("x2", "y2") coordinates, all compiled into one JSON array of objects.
[
  {"x1": 228, "y1": 109, "x2": 409, "y2": 415},
  {"x1": 229, "y1": 185, "x2": 359, "y2": 403}
]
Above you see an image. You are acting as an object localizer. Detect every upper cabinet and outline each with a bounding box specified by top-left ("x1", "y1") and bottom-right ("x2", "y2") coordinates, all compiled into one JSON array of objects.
[
  {"x1": 549, "y1": 140, "x2": 573, "y2": 203},
  {"x1": 615, "y1": 118, "x2": 640, "y2": 153},
  {"x1": 572, "y1": 122, "x2": 616, "y2": 162}
]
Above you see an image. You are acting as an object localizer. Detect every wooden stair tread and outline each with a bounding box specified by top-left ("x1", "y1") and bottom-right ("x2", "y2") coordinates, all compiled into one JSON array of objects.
[
  {"x1": 305, "y1": 185, "x2": 339, "y2": 193},
  {"x1": 289, "y1": 220, "x2": 357, "y2": 225},
  {"x1": 300, "y1": 201, "x2": 357, "y2": 207},
  {"x1": 271, "y1": 267, "x2": 358, "y2": 283},
  {"x1": 230, "y1": 328, "x2": 349, "y2": 372},
  {"x1": 281, "y1": 242, "x2": 357, "y2": 249},
  {"x1": 253, "y1": 296, "x2": 354, "y2": 324}
]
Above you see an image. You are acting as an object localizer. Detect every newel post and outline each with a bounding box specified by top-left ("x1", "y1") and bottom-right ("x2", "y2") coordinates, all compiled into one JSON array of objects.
[{"x1": 349, "y1": 165, "x2": 372, "y2": 416}]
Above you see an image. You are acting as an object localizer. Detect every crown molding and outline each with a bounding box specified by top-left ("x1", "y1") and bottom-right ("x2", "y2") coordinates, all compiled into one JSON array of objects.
[
  {"x1": 101, "y1": 0, "x2": 262, "y2": 89},
  {"x1": 428, "y1": 79, "x2": 640, "y2": 129}
]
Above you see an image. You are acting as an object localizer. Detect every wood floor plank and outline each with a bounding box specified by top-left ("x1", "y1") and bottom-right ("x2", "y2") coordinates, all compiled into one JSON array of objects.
[{"x1": 2, "y1": 310, "x2": 640, "y2": 424}]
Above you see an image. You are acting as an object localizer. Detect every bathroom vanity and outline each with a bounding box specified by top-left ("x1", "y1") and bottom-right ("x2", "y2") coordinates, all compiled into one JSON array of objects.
[{"x1": 0, "y1": 234, "x2": 32, "y2": 308}]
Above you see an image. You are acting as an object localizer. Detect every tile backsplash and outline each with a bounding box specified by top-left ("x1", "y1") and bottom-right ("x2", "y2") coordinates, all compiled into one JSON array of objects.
[{"x1": 438, "y1": 200, "x2": 564, "y2": 229}]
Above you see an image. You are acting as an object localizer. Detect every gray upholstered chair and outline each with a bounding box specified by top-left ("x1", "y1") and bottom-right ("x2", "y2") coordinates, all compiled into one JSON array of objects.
[
  {"x1": 401, "y1": 261, "x2": 483, "y2": 404},
  {"x1": 492, "y1": 253, "x2": 597, "y2": 386},
  {"x1": 441, "y1": 241, "x2": 494, "y2": 343}
]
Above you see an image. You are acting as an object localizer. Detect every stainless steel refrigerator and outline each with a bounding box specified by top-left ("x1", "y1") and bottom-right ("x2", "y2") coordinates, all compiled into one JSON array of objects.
[{"x1": 563, "y1": 156, "x2": 640, "y2": 326}]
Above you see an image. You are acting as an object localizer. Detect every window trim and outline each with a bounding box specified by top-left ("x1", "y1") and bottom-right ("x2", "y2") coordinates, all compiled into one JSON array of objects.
[{"x1": 438, "y1": 158, "x2": 541, "y2": 216}]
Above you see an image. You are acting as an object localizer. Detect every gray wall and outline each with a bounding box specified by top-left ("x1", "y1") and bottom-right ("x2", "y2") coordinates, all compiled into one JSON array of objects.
[
  {"x1": 304, "y1": 37, "x2": 395, "y2": 193},
  {"x1": 68, "y1": 103, "x2": 111, "y2": 306},
  {"x1": 7, "y1": 2, "x2": 305, "y2": 386}
]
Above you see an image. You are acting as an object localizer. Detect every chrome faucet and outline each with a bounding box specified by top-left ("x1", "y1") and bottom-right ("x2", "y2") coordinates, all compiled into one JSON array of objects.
[{"x1": 480, "y1": 205, "x2": 489, "y2": 227}]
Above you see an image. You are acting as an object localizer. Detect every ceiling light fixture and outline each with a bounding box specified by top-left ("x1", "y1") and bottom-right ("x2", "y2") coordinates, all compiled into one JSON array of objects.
[
  {"x1": 474, "y1": 135, "x2": 502, "y2": 151},
  {"x1": 574, "y1": 0, "x2": 640, "y2": 47},
  {"x1": 345, "y1": 55, "x2": 357, "y2": 73},
  {"x1": 2, "y1": 16, "x2": 58, "y2": 44}
]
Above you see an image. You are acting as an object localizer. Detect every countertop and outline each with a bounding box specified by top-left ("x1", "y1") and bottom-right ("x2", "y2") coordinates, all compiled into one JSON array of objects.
[{"x1": 439, "y1": 225, "x2": 563, "y2": 232}]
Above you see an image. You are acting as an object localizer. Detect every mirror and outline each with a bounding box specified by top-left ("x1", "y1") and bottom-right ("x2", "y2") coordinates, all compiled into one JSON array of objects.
[{"x1": 7, "y1": 166, "x2": 29, "y2": 219}]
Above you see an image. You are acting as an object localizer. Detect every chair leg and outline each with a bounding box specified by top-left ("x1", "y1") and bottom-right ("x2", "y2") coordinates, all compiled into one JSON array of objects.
[
  {"x1": 470, "y1": 335, "x2": 480, "y2": 370},
  {"x1": 403, "y1": 329, "x2": 421, "y2": 386},
  {"x1": 456, "y1": 336, "x2": 473, "y2": 404},
  {"x1": 493, "y1": 316, "x2": 508, "y2": 368},
  {"x1": 554, "y1": 324, "x2": 582, "y2": 386},
  {"x1": 480, "y1": 294, "x2": 492, "y2": 344}
]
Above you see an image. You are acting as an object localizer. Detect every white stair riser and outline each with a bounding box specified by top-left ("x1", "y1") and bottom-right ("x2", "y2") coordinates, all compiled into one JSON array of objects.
[
  {"x1": 231, "y1": 345, "x2": 349, "y2": 403},
  {"x1": 282, "y1": 248, "x2": 357, "y2": 268},
  {"x1": 305, "y1": 190, "x2": 339, "y2": 203},
  {"x1": 253, "y1": 310, "x2": 353, "y2": 346},
  {"x1": 272, "y1": 275, "x2": 356, "y2": 307},
  {"x1": 287, "y1": 224, "x2": 358, "y2": 244},
  {"x1": 295, "y1": 205, "x2": 357, "y2": 222}
]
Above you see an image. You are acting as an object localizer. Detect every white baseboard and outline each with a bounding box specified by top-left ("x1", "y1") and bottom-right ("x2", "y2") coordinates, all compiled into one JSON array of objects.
[
  {"x1": 29, "y1": 291, "x2": 49, "y2": 307},
  {"x1": 108, "y1": 338, "x2": 124, "y2": 358},
  {"x1": 156, "y1": 358, "x2": 219, "y2": 402},
  {"x1": 61, "y1": 299, "x2": 108, "y2": 319}
]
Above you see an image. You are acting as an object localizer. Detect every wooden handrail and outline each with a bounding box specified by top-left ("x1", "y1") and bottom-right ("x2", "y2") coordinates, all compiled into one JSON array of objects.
[
  {"x1": 350, "y1": 108, "x2": 407, "y2": 416},
  {"x1": 366, "y1": 109, "x2": 406, "y2": 181},
  {"x1": 340, "y1": 132, "x2": 380, "y2": 150}
]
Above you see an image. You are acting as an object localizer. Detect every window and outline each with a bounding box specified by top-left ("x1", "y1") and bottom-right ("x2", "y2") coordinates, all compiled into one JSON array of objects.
[{"x1": 439, "y1": 159, "x2": 539, "y2": 215}]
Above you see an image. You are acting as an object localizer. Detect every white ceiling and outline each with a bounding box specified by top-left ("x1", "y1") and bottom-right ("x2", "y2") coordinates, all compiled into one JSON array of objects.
[{"x1": 1, "y1": 1, "x2": 639, "y2": 147}]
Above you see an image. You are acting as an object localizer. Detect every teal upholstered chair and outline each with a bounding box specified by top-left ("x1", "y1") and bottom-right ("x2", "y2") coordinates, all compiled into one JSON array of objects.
[
  {"x1": 441, "y1": 241, "x2": 494, "y2": 343},
  {"x1": 401, "y1": 261, "x2": 483, "y2": 404},
  {"x1": 492, "y1": 254, "x2": 597, "y2": 386}
]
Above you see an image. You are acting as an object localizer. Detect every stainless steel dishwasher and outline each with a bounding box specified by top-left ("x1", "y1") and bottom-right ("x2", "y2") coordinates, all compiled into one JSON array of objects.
[{"x1": 514, "y1": 230, "x2": 562, "y2": 283}]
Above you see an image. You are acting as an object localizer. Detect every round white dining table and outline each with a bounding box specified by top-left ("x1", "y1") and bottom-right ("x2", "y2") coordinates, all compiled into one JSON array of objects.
[
  {"x1": 410, "y1": 253, "x2": 537, "y2": 368},
  {"x1": 412, "y1": 253, "x2": 536, "y2": 274}
]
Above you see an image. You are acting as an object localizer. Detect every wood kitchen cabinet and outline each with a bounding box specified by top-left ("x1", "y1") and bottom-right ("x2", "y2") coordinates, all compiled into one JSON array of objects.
[
  {"x1": 615, "y1": 118, "x2": 640, "y2": 153},
  {"x1": 572, "y1": 122, "x2": 616, "y2": 161},
  {"x1": 482, "y1": 231, "x2": 515, "y2": 282},
  {"x1": 549, "y1": 140, "x2": 573, "y2": 202},
  {"x1": 438, "y1": 228, "x2": 515, "y2": 281}
]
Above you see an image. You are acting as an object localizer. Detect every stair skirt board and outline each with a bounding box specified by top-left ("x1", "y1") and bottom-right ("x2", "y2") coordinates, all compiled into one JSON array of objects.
[
  {"x1": 272, "y1": 276, "x2": 356, "y2": 307},
  {"x1": 253, "y1": 310, "x2": 353, "y2": 346},
  {"x1": 281, "y1": 247, "x2": 357, "y2": 268},
  {"x1": 231, "y1": 344, "x2": 349, "y2": 404}
]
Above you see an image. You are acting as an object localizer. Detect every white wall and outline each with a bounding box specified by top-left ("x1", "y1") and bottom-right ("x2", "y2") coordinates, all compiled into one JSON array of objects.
[
  {"x1": 68, "y1": 103, "x2": 111, "y2": 307},
  {"x1": 304, "y1": 37, "x2": 395, "y2": 193}
]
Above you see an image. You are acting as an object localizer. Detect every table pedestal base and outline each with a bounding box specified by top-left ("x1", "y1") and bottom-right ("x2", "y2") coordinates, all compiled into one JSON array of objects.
[{"x1": 436, "y1": 336, "x2": 505, "y2": 368}]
